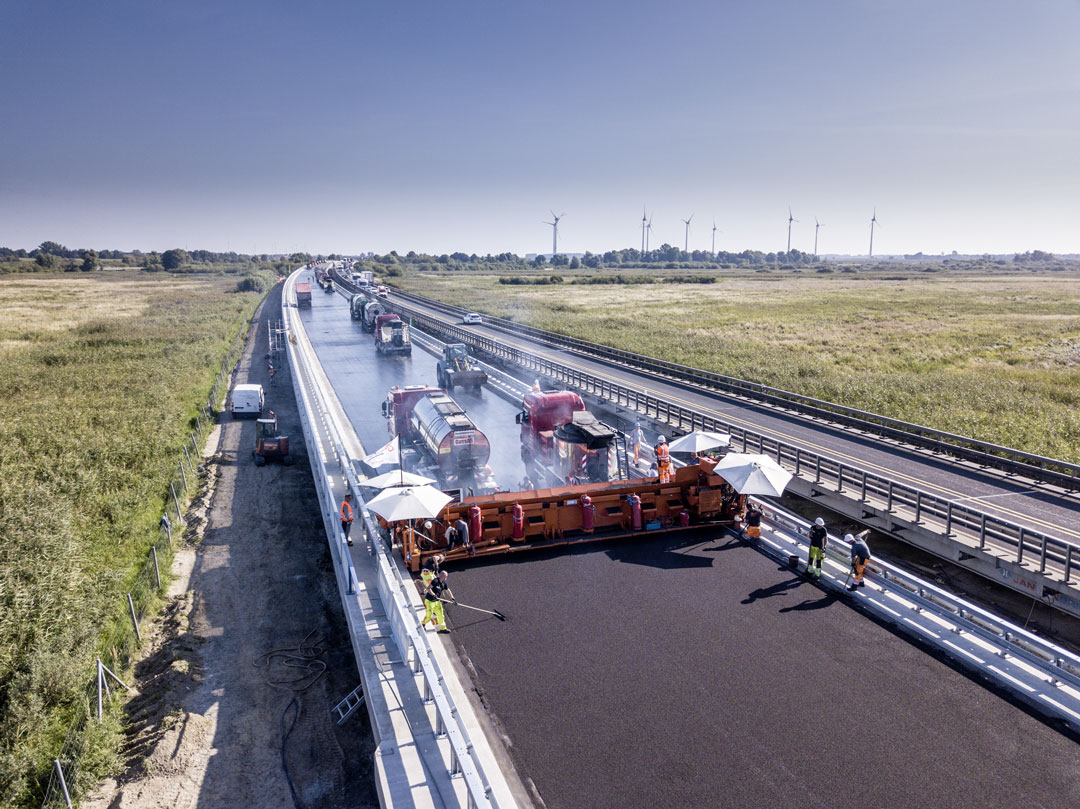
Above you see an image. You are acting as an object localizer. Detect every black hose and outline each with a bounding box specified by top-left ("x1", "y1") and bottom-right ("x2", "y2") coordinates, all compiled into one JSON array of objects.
[{"x1": 253, "y1": 629, "x2": 327, "y2": 809}]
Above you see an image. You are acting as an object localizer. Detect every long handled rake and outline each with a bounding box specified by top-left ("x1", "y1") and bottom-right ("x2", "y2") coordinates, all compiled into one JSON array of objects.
[{"x1": 440, "y1": 598, "x2": 507, "y2": 622}]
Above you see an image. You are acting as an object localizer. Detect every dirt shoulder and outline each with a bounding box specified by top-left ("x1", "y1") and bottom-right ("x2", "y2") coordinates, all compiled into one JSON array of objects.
[{"x1": 87, "y1": 282, "x2": 378, "y2": 809}]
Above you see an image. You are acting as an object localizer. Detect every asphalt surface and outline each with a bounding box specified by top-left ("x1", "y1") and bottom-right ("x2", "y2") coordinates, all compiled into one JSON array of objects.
[
  {"x1": 385, "y1": 289, "x2": 1080, "y2": 543},
  {"x1": 444, "y1": 532, "x2": 1080, "y2": 809}
]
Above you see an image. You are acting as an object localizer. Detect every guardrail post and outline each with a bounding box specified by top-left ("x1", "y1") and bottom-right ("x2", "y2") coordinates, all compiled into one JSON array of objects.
[
  {"x1": 837, "y1": 464, "x2": 844, "y2": 494},
  {"x1": 1016, "y1": 527, "x2": 1025, "y2": 564},
  {"x1": 814, "y1": 456, "x2": 821, "y2": 484},
  {"x1": 1066, "y1": 545, "x2": 1074, "y2": 584},
  {"x1": 860, "y1": 470, "x2": 867, "y2": 501},
  {"x1": 979, "y1": 512, "x2": 987, "y2": 549},
  {"x1": 945, "y1": 502, "x2": 953, "y2": 536},
  {"x1": 1039, "y1": 535, "x2": 1048, "y2": 574},
  {"x1": 756, "y1": 434, "x2": 764, "y2": 454},
  {"x1": 794, "y1": 448, "x2": 802, "y2": 476},
  {"x1": 886, "y1": 481, "x2": 894, "y2": 513},
  {"x1": 914, "y1": 492, "x2": 921, "y2": 523}
]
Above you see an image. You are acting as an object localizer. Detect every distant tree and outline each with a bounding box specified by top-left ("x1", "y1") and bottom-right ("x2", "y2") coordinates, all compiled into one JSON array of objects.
[
  {"x1": 80, "y1": 250, "x2": 99, "y2": 272},
  {"x1": 533, "y1": 254, "x2": 547, "y2": 267},
  {"x1": 569, "y1": 256, "x2": 581, "y2": 269},
  {"x1": 142, "y1": 251, "x2": 163, "y2": 272},
  {"x1": 161, "y1": 248, "x2": 189, "y2": 270},
  {"x1": 35, "y1": 252, "x2": 60, "y2": 269},
  {"x1": 37, "y1": 241, "x2": 69, "y2": 257}
]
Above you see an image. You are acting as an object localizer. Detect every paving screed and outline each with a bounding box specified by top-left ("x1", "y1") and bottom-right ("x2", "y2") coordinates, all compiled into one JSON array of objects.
[{"x1": 441, "y1": 530, "x2": 1080, "y2": 809}]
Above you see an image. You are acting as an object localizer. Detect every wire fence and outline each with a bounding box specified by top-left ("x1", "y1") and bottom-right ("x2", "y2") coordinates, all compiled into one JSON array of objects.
[{"x1": 38, "y1": 302, "x2": 261, "y2": 809}]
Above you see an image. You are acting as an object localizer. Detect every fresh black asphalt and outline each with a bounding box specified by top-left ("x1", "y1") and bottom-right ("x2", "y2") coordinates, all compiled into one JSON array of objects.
[{"x1": 443, "y1": 530, "x2": 1080, "y2": 809}]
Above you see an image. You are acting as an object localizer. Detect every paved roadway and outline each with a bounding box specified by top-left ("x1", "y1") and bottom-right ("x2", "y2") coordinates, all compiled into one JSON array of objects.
[
  {"x1": 302, "y1": 275, "x2": 1080, "y2": 808},
  {"x1": 383, "y1": 289, "x2": 1080, "y2": 545},
  {"x1": 298, "y1": 276, "x2": 528, "y2": 490},
  {"x1": 446, "y1": 534, "x2": 1080, "y2": 809}
]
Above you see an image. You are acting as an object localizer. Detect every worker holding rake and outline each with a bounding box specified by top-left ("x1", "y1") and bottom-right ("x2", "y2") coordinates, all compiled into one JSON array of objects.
[{"x1": 424, "y1": 570, "x2": 455, "y2": 634}]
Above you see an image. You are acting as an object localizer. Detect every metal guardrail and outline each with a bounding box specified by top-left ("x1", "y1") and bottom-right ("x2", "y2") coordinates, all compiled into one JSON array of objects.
[
  {"x1": 754, "y1": 499, "x2": 1080, "y2": 731},
  {"x1": 284, "y1": 269, "x2": 502, "y2": 809},
  {"x1": 378, "y1": 302, "x2": 1080, "y2": 592},
  {"x1": 380, "y1": 284, "x2": 1080, "y2": 491}
]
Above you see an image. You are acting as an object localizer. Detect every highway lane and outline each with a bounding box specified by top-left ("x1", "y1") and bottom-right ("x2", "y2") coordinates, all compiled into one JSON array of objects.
[
  {"x1": 298, "y1": 276, "x2": 528, "y2": 490},
  {"x1": 444, "y1": 532, "x2": 1080, "y2": 809},
  {"x1": 386, "y1": 290, "x2": 1080, "y2": 542}
]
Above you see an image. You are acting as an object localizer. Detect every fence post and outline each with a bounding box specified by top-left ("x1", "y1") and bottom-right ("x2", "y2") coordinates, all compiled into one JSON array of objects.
[
  {"x1": 97, "y1": 660, "x2": 104, "y2": 722},
  {"x1": 170, "y1": 483, "x2": 183, "y2": 523},
  {"x1": 178, "y1": 458, "x2": 188, "y2": 492},
  {"x1": 127, "y1": 594, "x2": 142, "y2": 644},
  {"x1": 54, "y1": 759, "x2": 73, "y2": 809},
  {"x1": 151, "y1": 545, "x2": 161, "y2": 589}
]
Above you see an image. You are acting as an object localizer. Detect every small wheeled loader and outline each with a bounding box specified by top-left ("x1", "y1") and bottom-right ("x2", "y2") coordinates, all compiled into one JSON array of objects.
[{"x1": 254, "y1": 413, "x2": 294, "y2": 466}]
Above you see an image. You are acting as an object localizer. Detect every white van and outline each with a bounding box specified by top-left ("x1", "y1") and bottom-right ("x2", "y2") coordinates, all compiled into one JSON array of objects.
[{"x1": 231, "y1": 383, "x2": 264, "y2": 418}]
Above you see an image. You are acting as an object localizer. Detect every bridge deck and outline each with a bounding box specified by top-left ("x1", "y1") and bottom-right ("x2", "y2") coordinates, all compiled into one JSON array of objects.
[{"x1": 444, "y1": 531, "x2": 1080, "y2": 808}]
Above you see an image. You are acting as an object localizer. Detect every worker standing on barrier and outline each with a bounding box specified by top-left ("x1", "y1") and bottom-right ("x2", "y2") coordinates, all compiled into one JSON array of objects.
[
  {"x1": 631, "y1": 422, "x2": 646, "y2": 465},
  {"x1": 807, "y1": 517, "x2": 828, "y2": 578},
  {"x1": 340, "y1": 493, "x2": 355, "y2": 547},
  {"x1": 424, "y1": 570, "x2": 455, "y2": 633},
  {"x1": 656, "y1": 435, "x2": 672, "y2": 484},
  {"x1": 847, "y1": 530, "x2": 872, "y2": 590}
]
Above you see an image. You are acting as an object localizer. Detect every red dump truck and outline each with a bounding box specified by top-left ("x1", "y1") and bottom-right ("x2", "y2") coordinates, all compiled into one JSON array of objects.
[{"x1": 296, "y1": 282, "x2": 312, "y2": 308}]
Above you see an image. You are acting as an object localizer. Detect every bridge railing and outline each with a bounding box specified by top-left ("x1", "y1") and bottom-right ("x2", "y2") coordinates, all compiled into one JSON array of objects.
[
  {"x1": 284, "y1": 270, "x2": 501, "y2": 809},
  {"x1": 387, "y1": 304, "x2": 1080, "y2": 591}
]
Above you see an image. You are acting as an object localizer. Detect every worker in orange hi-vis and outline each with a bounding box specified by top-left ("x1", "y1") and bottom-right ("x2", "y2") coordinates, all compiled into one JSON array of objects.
[
  {"x1": 631, "y1": 422, "x2": 646, "y2": 464},
  {"x1": 847, "y1": 530, "x2": 872, "y2": 591},
  {"x1": 340, "y1": 493, "x2": 355, "y2": 547},
  {"x1": 655, "y1": 435, "x2": 672, "y2": 484}
]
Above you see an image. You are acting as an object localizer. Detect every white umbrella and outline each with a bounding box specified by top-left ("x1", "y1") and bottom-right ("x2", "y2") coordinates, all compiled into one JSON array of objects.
[
  {"x1": 363, "y1": 469, "x2": 438, "y2": 489},
  {"x1": 713, "y1": 453, "x2": 793, "y2": 496},
  {"x1": 364, "y1": 485, "x2": 453, "y2": 522},
  {"x1": 667, "y1": 430, "x2": 732, "y2": 454}
]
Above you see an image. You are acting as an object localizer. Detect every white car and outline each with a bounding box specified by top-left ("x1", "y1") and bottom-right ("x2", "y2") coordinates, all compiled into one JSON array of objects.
[{"x1": 462, "y1": 312, "x2": 483, "y2": 325}]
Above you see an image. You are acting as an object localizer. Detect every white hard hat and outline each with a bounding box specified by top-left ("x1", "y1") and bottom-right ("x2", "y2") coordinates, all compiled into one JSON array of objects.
[
  {"x1": 658, "y1": 435, "x2": 666, "y2": 443},
  {"x1": 815, "y1": 517, "x2": 824, "y2": 527},
  {"x1": 844, "y1": 533, "x2": 855, "y2": 543}
]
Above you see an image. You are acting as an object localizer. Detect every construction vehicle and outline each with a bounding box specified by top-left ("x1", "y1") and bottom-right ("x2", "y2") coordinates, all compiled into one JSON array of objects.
[
  {"x1": 398, "y1": 457, "x2": 744, "y2": 571},
  {"x1": 436, "y1": 344, "x2": 488, "y2": 390},
  {"x1": 253, "y1": 412, "x2": 294, "y2": 466},
  {"x1": 517, "y1": 389, "x2": 621, "y2": 487},
  {"x1": 381, "y1": 385, "x2": 496, "y2": 493},
  {"x1": 295, "y1": 282, "x2": 312, "y2": 308},
  {"x1": 360, "y1": 300, "x2": 385, "y2": 332},
  {"x1": 374, "y1": 313, "x2": 412, "y2": 355}
]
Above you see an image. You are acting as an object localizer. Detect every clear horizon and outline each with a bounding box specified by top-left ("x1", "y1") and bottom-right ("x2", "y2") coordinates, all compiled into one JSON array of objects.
[{"x1": 2, "y1": 1, "x2": 1077, "y2": 257}]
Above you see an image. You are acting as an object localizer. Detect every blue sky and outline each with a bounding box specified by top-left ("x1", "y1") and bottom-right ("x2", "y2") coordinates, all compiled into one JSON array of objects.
[{"x1": 1, "y1": 0, "x2": 1078, "y2": 255}]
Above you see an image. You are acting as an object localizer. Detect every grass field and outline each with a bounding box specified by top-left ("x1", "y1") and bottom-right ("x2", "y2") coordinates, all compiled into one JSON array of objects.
[
  {"x1": 0, "y1": 273, "x2": 263, "y2": 807},
  {"x1": 397, "y1": 269, "x2": 1080, "y2": 463}
]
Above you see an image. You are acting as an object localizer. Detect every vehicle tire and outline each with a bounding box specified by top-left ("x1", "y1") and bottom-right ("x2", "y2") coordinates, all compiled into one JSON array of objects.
[{"x1": 254, "y1": 453, "x2": 266, "y2": 467}]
